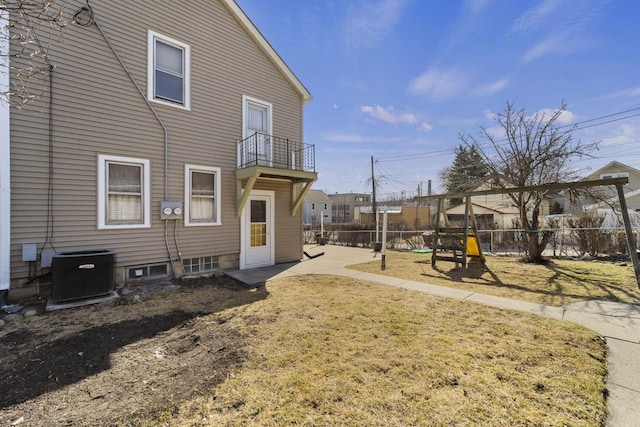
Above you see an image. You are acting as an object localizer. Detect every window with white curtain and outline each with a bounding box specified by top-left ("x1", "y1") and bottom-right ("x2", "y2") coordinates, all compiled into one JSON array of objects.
[
  {"x1": 148, "y1": 30, "x2": 190, "y2": 109},
  {"x1": 98, "y1": 155, "x2": 150, "y2": 229},
  {"x1": 185, "y1": 165, "x2": 221, "y2": 226}
]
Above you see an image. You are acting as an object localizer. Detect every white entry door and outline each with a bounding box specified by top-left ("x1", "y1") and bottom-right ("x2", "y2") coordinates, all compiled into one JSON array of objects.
[{"x1": 240, "y1": 190, "x2": 275, "y2": 269}]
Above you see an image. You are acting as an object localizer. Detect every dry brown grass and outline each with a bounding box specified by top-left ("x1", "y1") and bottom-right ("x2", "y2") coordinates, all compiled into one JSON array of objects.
[
  {"x1": 348, "y1": 251, "x2": 640, "y2": 306},
  {"x1": 151, "y1": 275, "x2": 607, "y2": 426}
]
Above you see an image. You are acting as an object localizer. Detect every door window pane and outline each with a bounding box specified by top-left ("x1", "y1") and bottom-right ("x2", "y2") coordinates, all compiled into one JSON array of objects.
[
  {"x1": 250, "y1": 200, "x2": 267, "y2": 247},
  {"x1": 251, "y1": 200, "x2": 266, "y2": 223},
  {"x1": 250, "y1": 224, "x2": 267, "y2": 247},
  {"x1": 247, "y1": 105, "x2": 267, "y2": 132}
]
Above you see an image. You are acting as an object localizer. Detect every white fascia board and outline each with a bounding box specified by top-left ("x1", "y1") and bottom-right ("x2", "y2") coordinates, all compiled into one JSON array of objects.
[
  {"x1": 0, "y1": 8, "x2": 11, "y2": 290},
  {"x1": 221, "y1": 0, "x2": 312, "y2": 104}
]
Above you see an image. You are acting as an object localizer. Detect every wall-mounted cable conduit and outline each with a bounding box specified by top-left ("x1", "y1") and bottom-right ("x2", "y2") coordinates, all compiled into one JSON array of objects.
[
  {"x1": 76, "y1": 5, "x2": 169, "y2": 200},
  {"x1": 75, "y1": 4, "x2": 177, "y2": 276}
]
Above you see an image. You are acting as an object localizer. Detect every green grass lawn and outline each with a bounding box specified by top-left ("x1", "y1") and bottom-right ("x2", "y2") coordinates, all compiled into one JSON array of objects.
[
  {"x1": 148, "y1": 275, "x2": 607, "y2": 426},
  {"x1": 348, "y1": 250, "x2": 640, "y2": 306}
]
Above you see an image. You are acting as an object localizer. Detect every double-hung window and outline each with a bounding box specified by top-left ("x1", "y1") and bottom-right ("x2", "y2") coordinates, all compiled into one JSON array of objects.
[
  {"x1": 148, "y1": 30, "x2": 190, "y2": 109},
  {"x1": 98, "y1": 155, "x2": 151, "y2": 229},
  {"x1": 185, "y1": 165, "x2": 221, "y2": 226}
]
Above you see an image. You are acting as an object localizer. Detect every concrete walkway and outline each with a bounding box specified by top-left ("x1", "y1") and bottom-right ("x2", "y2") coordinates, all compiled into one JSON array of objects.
[{"x1": 227, "y1": 245, "x2": 640, "y2": 427}]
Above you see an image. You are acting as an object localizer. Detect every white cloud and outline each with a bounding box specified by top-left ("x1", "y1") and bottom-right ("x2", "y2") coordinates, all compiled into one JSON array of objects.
[
  {"x1": 483, "y1": 109, "x2": 498, "y2": 120},
  {"x1": 464, "y1": 0, "x2": 493, "y2": 14},
  {"x1": 322, "y1": 132, "x2": 366, "y2": 143},
  {"x1": 480, "y1": 107, "x2": 576, "y2": 131},
  {"x1": 361, "y1": 105, "x2": 416, "y2": 125},
  {"x1": 344, "y1": 0, "x2": 412, "y2": 50},
  {"x1": 511, "y1": 0, "x2": 563, "y2": 33},
  {"x1": 599, "y1": 124, "x2": 639, "y2": 147},
  {"x1": 522, "y1": 33, "x2": 568, "y2": 62},
  {"x1": 321, "y1": 131, "x2": 409, "y2": 144},
  {"x1": 418, "y1": 122, "x2": 433, "y2": 133},
  {"x1": 408, "y1": 67, "x2": 469, "y2": 101},
  {"x1": 473, "y1": 78, "x2": 509, "y2": 97},
  {"x1": 484, "y1": 125, "x2": 506, "y2": 139},
  {"x1": 513, "y1": 1, "x2": 603, "y2": 62},
  {"x1": 605, "y1": 87, "x2": 640, "y2": 99},
  {"x1": 533, "y1": 108, "x2": 577, "y2": 124},
  {"x1": 360, "y1": 105, "x2": 433, "y2": 132}
]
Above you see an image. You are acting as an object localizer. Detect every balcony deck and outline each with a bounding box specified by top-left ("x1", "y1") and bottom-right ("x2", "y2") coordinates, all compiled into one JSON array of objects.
[{"x1": 236, "y1": 133, "x2": 317, "y2": 216}]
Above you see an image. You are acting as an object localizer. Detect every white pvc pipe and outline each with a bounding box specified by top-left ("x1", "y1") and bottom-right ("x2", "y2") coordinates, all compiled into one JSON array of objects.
[
  {"x1": 381, "y1": 207, "x2": 388, "y2": 270},
  {"x1": 0, "y1": 9, "x2": 11, "y2": 291}
]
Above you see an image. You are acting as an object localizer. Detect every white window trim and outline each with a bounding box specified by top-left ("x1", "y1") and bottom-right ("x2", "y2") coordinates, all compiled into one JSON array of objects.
[
  {"x1": 147, "y1": 30, "x2": 191, "y2": 110},
  {"x1": 241, "y1": 95, "x2": 273, "y2": 139},
  {"x1": 98, "y1": 154, "x2": 151, "y2": 230},
  {"x1": 600, "y1": 172, "x2": 629, "y2": 180},
  {"x1": 184, "y1": 164, "x2": 222, "y2": 226}
]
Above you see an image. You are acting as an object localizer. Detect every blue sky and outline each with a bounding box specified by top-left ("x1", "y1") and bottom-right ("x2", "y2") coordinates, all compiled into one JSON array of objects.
[{"x1": 236, "y1": 0, "x2": 640, "y2": 198}]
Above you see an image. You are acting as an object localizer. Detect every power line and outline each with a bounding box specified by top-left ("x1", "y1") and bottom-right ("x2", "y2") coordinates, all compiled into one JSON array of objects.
[{"x1": 375, "y1": 106, "x2": 640, "y2": 163}]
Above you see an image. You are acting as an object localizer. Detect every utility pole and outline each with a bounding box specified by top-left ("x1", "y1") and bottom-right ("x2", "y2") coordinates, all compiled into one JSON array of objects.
[{"x1": 371, "y1": 156, "x2": 377, "y2": 221}]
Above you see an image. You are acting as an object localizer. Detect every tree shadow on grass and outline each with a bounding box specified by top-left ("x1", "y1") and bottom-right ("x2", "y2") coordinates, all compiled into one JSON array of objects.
[
  {"x1": 0, "y1": 280, "x2": 269, "y2": 409},
  {"x1": 542, "y1": 262, "x2": 640, "y2": 303},
  {"x1": 415, "y1": 257, "x2": 636, "y2": 305}
]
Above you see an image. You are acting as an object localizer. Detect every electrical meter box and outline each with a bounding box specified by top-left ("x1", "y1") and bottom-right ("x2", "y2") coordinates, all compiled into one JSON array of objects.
[{"x1": 160, "y1": 201, "x2": 183, "y2": 220}]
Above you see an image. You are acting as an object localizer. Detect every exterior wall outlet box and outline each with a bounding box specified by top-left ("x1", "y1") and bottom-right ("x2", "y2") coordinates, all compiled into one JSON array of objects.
[
  {"x1": 22, "y1": 244, "x2": 37, "y2": 262},
  {"x1": 41, "y1": 250, "x2": 55, "y2": 268},
  {"x1": 160, "y1": 201, "x2": 183, "y2": 220}
]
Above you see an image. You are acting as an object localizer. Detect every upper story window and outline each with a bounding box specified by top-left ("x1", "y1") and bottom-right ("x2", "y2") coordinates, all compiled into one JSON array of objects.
[
  {"x1": 148, "y1": 30, "x2": 190, "y2": 109},
  {"x1": 600, "y1": 172, "x2": 629, "y2": 179},
  {"x1": 98, "y1": 155, "x2": 151, "y2": 229}
]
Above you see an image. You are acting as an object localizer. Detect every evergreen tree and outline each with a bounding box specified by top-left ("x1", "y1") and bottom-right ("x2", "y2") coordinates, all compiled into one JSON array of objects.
[{"x1": 440, "y1": 145, "x2": 489, "y2": 205}]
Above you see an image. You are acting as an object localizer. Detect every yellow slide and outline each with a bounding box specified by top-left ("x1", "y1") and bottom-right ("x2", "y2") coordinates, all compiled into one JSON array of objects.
[{"x1": 466, "y1": 235, "x2": 480, "y2": 257}]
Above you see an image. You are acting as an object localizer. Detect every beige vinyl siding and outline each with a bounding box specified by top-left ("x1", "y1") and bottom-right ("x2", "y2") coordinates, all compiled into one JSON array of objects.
[{"x1": 10, "y1": 0, "x2": 306, "y2": 284}]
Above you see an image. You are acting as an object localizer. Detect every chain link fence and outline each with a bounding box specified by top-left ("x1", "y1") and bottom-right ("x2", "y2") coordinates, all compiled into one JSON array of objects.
[{"x1": 305, "y1": 225, "x2": 639, "y2": 259}]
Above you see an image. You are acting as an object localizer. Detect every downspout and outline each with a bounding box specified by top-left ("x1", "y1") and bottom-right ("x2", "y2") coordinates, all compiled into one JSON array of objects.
[
  {"x1": 76, "y1": 7, "x2": 176, "y2": 275},
  {"x1": 0, "y1": 8, "x2": 11, "y2": 293}
]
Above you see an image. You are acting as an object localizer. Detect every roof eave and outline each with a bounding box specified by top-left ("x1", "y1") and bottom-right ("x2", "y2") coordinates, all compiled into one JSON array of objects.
[{"x1": 221, "y1": 0, "x2": 313, "y2": 104}]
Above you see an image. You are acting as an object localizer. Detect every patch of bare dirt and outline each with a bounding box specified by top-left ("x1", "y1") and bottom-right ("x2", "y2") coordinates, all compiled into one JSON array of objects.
[{"x1": 0, "y1": 275, "x2": 268, "y2": 426}]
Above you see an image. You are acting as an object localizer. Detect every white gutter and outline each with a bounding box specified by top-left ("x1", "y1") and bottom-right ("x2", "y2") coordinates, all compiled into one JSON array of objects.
[{"x1": 0, "y1": 8, "x2": 11, "y2": 291}]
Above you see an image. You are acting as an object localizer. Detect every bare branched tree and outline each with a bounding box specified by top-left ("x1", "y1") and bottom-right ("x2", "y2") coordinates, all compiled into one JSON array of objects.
[
  {"x1": 460, "y1": 100, "x2": 598, "y2": 263},
  {"x1": 1, "y1": 0, "x2": 73, "y2": 107}
]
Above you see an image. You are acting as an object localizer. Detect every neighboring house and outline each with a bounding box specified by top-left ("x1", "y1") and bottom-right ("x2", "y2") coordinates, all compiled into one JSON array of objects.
[
  {"x1": 2, "y1": 0, "x2": 316, "y2": 295},
  {"x1": 438, "y1": 178, "x2": 554, "y2": 229},
  {"x1": 446, "y1": 203, "x2": 519, "y2": 230},
  {"x1": 569, "y1": 161, "x2": 640, "y2": 213},
  {"x1": 358, "y1": 205, "x2": 432, "y2": 229},
  {"x1": 329, "y1": 193, "x2": 371, "y2": 223},
  {"x1": 303, "y1": 190, "x2": 333, "y2": 226}
]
